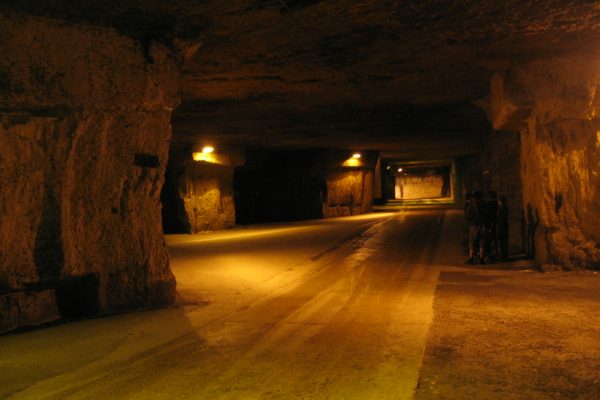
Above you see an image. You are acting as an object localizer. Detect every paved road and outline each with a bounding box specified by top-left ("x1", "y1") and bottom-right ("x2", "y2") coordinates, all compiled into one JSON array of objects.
[{"x1": 0, "y1": 208, "x2": 464, "y2": 399}]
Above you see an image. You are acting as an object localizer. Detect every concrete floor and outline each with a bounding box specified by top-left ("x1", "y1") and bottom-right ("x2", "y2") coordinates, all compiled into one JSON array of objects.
[{"x1": 1, "y1": 208, "x2": 599, "y2": 399}]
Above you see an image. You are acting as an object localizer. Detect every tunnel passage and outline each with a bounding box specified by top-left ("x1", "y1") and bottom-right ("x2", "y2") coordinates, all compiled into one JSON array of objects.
[
  {"x1": 233, "y1": 149, "x2": 379, "y2": 224},
  {"x1": 383, "y1": 164, "x2": 453, "y2": 201},
  {"x1": 160, "y1": 147, "x2": 380, "y2": 228},
  {"x1": 2, "y1": 1, "x2": 600, "y2": 334}
]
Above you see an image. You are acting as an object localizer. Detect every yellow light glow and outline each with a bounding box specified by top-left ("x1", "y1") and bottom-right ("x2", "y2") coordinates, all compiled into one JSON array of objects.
[
  {"x1": 352, "y1": 153, "x2": 361, "y2": 159},
  {"x1": 202, "y1": 146, "x2": 214, "y2": 154},
  {"x1": 192, "y1": 152, "x2": 217, "y2": 163},
  {"x1": 386, "y1": 166, "x2": 391, "y2": 170},
  {"x1": 343, "y1": 158, "x2": 361, "y2": 167},
  {"x1": 165, "y1": 211, "x2": 396, "y2": 245},
  {"x1": 397, "y1": 167, "x2": 403, "y2": 172}
]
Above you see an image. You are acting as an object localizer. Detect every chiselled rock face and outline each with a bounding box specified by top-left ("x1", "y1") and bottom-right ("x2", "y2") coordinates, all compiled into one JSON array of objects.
[
  {"x1": 489, "y1": 55, "x2": 600, "y2": 269},
  {"x1": 0, "y1": 14, "x2": 180, "y2": 332}
]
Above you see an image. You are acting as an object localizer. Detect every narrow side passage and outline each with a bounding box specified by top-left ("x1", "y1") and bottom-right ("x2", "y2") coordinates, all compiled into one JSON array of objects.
[{"x1": 0, "y1": 209, "x2": 462, "y2": 399}]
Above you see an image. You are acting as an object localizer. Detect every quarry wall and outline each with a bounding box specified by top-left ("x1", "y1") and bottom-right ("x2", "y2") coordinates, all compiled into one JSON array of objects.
[
  {"x1": 395, "y1": 175, "x2": 444, "y2": 200},
  {"x1": 162, "y1": 148, "x2": 239, "y2": 233},
  {"x1": 0, "y1": 14, "x2": 181, "y2": 332},
  {"x1": 487, "y1": 53, "x2": 600, "y2": 269}
]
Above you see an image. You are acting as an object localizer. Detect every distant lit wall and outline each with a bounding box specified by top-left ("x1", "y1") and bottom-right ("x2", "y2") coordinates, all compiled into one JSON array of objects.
[
  {"x1": 162, "y1": 147, "x2": 242, "y2": 233},
  {"x1": 324, "y1": 170, "x2": 373, "y2": 217},
  {"x1": 182, "y1": 163, "x2": 236, "y2": 233},
  {"x1": 395, "y1": 175, "x2": 443, "y2": 199}
]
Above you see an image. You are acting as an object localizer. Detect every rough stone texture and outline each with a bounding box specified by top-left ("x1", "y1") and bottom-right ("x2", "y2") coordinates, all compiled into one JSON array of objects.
[
  {"x1": 11, "y1": 1, "x2": 598, "y2": 159},
  {"x1": 396, "y1": 175, "x2": 443, "y2": 200},
  {"x1": 162, "y1": 150, "x2": 237, "y2": 233},
  {"x1": 0, "y1": 14, "x2": 181, "y2": 332},
  {"x1": 323, "y1": 170, "x2": 373, "y2": 218},
  {"x1": 488, "y1": 54, "x2": 600, "y2": 269},
  {"x1": 171, "y1": 1, "x2": 600, "y2": 158},
  {"x1": 1, "y1": 2, "x2": 600, "y2": 161},
  {"x1": 0, "y1": 290, "x2": 59, "y2": 333},
  {"x1": 184, "y1": 163, "x2": 236, "y2": 232}
]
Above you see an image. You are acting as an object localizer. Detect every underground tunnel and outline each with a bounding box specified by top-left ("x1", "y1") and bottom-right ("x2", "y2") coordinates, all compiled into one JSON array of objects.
[{"x1": 1, "y1": 1, "x2": 600, "y2": 398}]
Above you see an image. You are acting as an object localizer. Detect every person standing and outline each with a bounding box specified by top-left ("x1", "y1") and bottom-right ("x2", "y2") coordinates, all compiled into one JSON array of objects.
[
  {"x1": 497, "y1": 195, "x2": 509, "y2": 261},
  {"x1": 464, "y1": 192, "x2": 472, "y2": 220},
  {"x1": 485, "y1": 191, "x2": 499, "y2": 262},
  {"x1": 466, "y1": 191, "x2": 487, "y2": 264}
]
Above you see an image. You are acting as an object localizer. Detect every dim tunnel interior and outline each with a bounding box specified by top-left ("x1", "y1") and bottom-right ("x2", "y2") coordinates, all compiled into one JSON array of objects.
[{"x1": 1, "y1": 1, "x2": 600, "y2": 337}]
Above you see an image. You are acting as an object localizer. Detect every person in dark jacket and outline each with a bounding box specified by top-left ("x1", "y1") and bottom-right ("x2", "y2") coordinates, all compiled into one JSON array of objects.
[
  {"x1": 485, "y1": 191, "x2": 498, "y2": 262},
  {"x1": 497, "y1": 195, "x2": 509, "y2": 260},
  {"x1": 464, "y1": 192, "x2": 472, "y2": 220},
  {"x1": 466, "y1": 191, "x2": 487, "y2": 264}
]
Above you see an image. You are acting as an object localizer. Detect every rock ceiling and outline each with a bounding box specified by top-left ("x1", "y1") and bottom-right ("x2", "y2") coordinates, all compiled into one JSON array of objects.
[{"x1": 4, "y1": 1, "x2": 600, "y2": 159}]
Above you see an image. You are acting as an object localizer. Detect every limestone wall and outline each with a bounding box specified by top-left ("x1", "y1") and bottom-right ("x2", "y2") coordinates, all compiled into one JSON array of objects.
[
  {"x1": 487, "y1": 53, "x2": 600, "y2": 269},
  {"x1": 323, "y1": 170, "x2": 373, "y2": 218},
  {"x1": 0, "y1": 14, "x2": 181, "y2": 332},
  {"x1": 162, "y1": 149, "x2": 237, "y2": 233},
  {"x1": 396, "y1": 175, "x2": 443, "y2": 199}
]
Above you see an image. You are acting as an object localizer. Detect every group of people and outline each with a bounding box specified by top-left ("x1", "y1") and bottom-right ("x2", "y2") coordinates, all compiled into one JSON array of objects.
[{"x1": 464, "y1": 190, "x2": 509, "y2": 264}]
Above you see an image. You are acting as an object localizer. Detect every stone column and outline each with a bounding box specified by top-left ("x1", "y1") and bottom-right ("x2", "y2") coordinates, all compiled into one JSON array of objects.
[
  {"x1": 484, "y1": 53, "x2": 600, "y2": 269},
  {"x1": 0, "y1": 14, "x2": 181, "y2": 332}
]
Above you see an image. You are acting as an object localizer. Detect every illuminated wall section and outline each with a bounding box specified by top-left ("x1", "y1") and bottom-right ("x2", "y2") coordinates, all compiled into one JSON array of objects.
[
  {"x1": 323, "y1": 170, "x2": 374, "y2": 217},
  {"x1": 395, "y1": 175, "x2": 444, "y2": 199},
  {"x1": 162, "y1": 146, "x2": 243, "y2": 233},
  {"x1": 322, "y1": 152, "x2": 377, "y2": 218}
]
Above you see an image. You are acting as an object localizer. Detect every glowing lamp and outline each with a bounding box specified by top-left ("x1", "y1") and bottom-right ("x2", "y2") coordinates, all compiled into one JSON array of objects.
[
  {"x1": 192, "y1": 146, "x2": 217, "y2": 162},
  {"x1": 352, "y1": 153, "x2": 361, "y2": 159},
  {"x1": 397, "y1": 167, "x2": 403, "y2": 172}
]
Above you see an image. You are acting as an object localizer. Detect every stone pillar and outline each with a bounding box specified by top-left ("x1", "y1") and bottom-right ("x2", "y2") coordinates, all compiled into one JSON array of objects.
[
  {"x1": 323, "y1": 170, "x2": 374, "y2": 217},
  {"x1": 162, "y1": 146, "x2": 242, "y2": 233},
  {"x1": 485, "y1": 53, "x2": 600, "y2": 269},
  {"x1": 322, "y1": 151, "x2": 377, "y2": 218},
  {"x1": 0, "y1": 14, "x2": 181, "y2": 332}
]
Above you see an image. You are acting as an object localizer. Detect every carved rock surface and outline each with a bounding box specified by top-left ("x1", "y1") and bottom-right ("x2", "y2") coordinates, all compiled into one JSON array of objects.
[
  {"x1": 324, "y1": 170, "x2": 373, "y2": 218},
  {"x1": 181, "y1": 163, "x2": 236, "y2": 233},
  {"x1": 490, "y1": 55, "x2": 600, "y2": 269},
  {"x1": 396, "y1": 175, "x2": 444, "y2": 200},
  {"x1": 0, "y1": 14, "x2": 181, "y2": 332}
]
